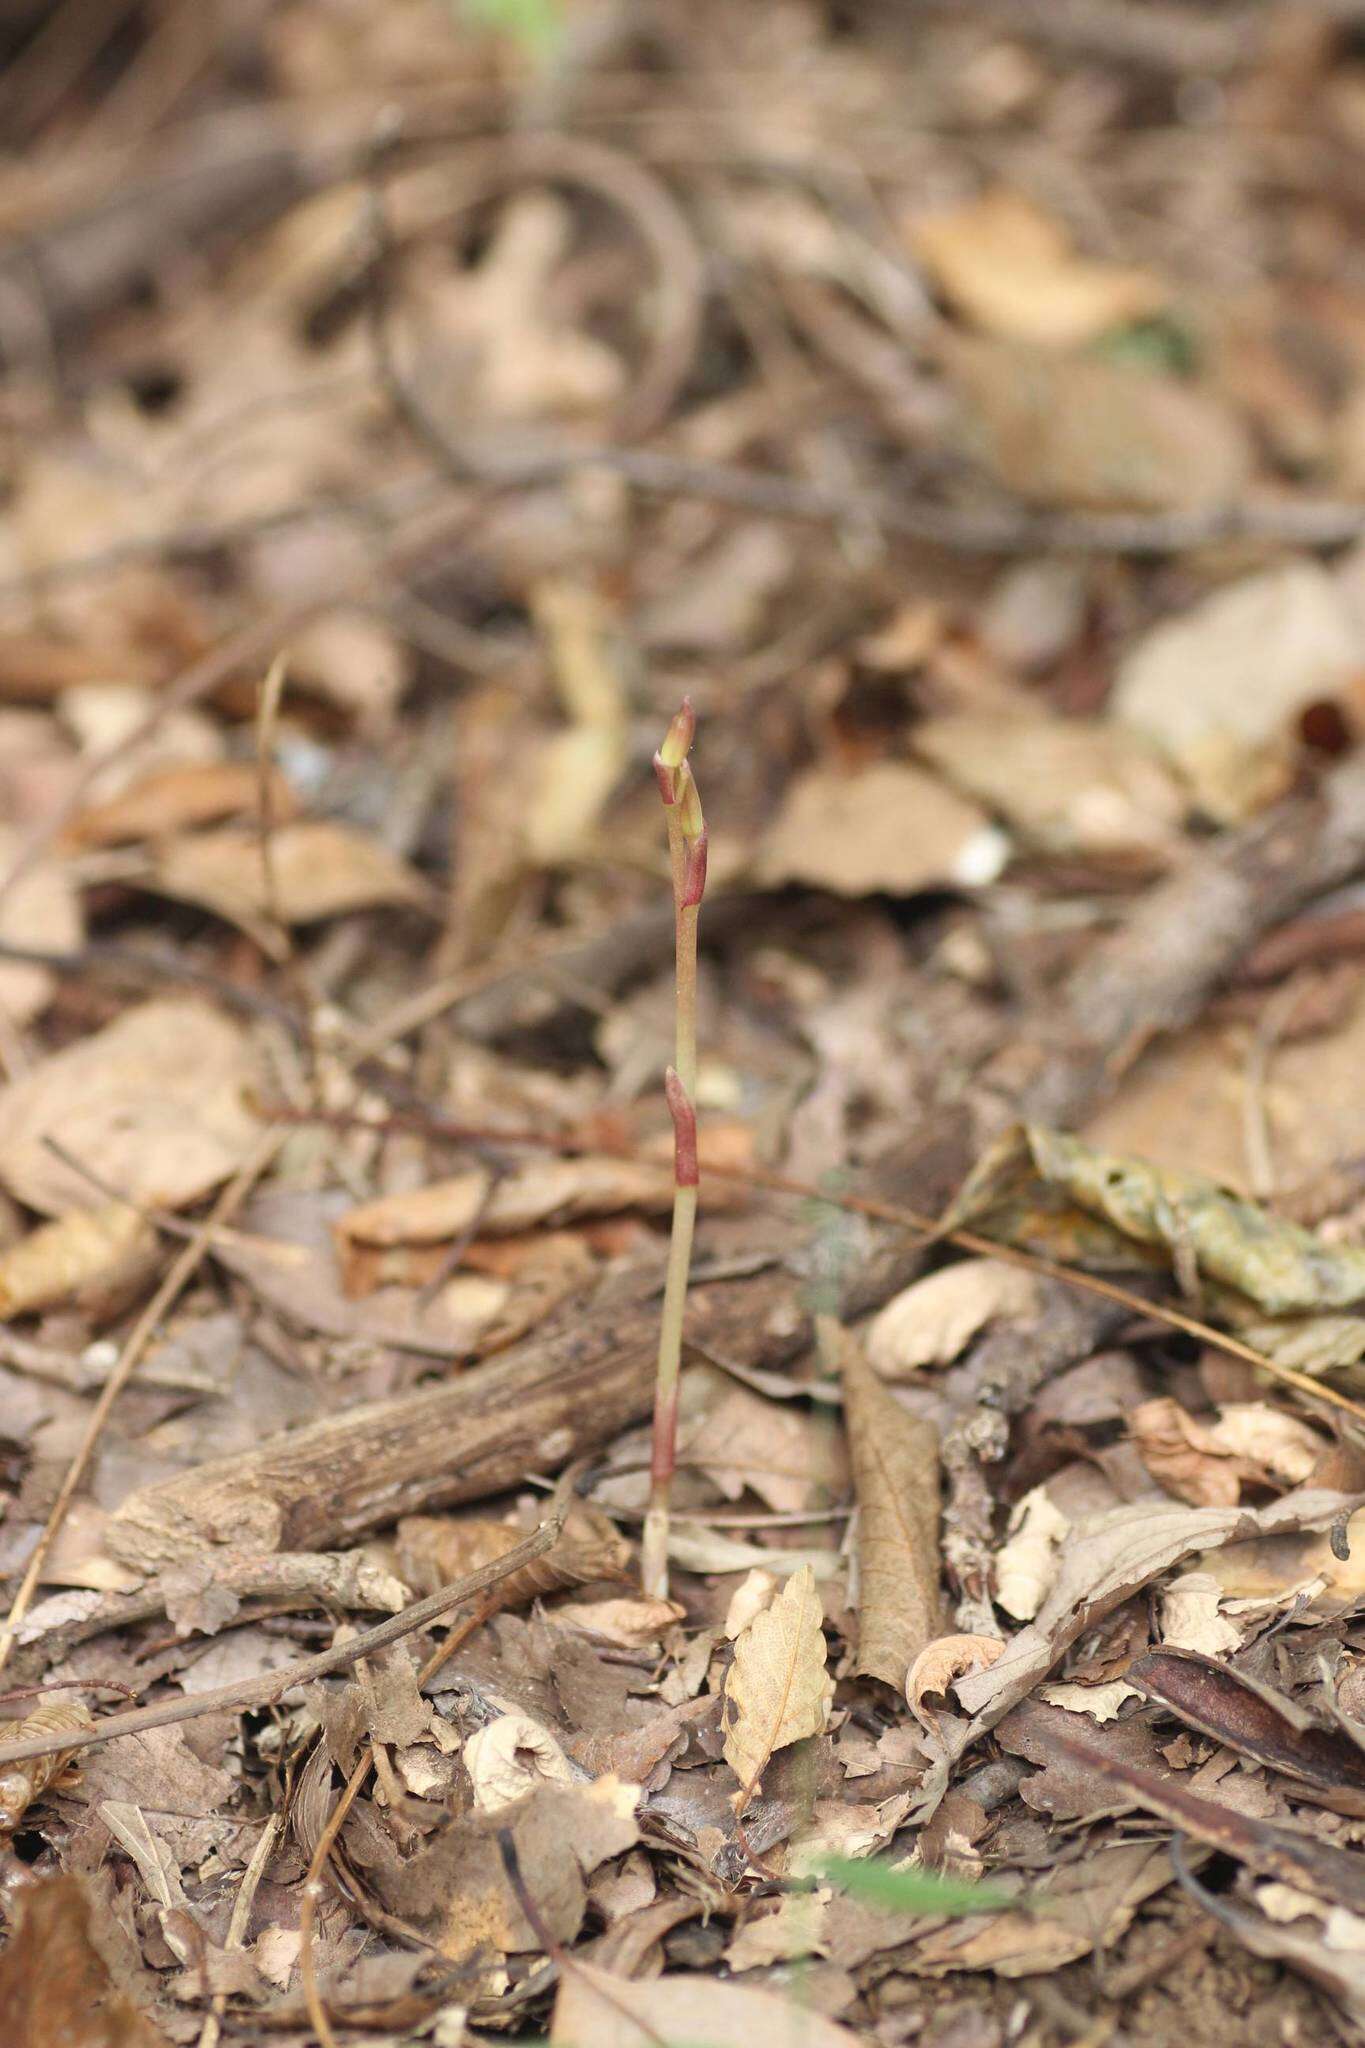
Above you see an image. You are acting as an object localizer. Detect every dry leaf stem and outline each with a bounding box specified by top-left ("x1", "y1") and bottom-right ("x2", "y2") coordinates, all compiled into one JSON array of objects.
[{"x1": 641, "y1": 701, "x2": 708, "y2": 1599}]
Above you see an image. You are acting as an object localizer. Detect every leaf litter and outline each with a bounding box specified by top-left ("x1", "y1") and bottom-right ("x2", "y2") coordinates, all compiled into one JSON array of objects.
[{"x1": 7, "y1": 8, "x2": 1365, "y2": 2048}]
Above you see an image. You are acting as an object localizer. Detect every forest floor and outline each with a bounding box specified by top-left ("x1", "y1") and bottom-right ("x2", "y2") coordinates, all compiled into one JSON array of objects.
[{"x1": 6, "y1": 3, "x2": 1365, "y2": 2044}]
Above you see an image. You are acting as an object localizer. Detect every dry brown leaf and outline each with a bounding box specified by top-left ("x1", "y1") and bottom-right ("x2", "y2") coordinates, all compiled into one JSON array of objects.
[
  {"x1": 756, "y1": 759, "x2": 1005, "y2": 898},
  {"x1": 726, "y1": 1891, "x2": 831, "y2": 1972},
  {"x1": 0, "y1": 1698, "x2": 93, "y2": 1834},
  {"x1": 1160, "y1": 1572, "x2": 1243, "y2": 1654},
  {"x1": 953, "y1": 1492, "x2": 1350, "y2": 1734},
  {"x1": 832, "y1": 1320, "x2": 944, "y2": 1686},
  {"x1": 0, "y1": 999, "x2": 261, "y2": 1215},
  {"x1": 1038, "y1": 1679, "x2": 1140, "y2": 1722},
  {"x1": 397, "y1": 1503, "x2": 631, "y2": 1609},
  {"x1": 994, "y1": 1486, "x2": 1071, "y2": 1622},
  {"x1": 64, "y1": 759, "x2": 299, "y2": 847},
  {"x1": 0, "y1": 1874, "x2": 170, "y2": 2048},
  {"x1": 907, "y1": 1635, "x2": 1006, "y2": 1724},
  {"x1": 0, "y1": 1202, "x2": 158, "y2": 1320},
  {"x1": 151, "y1": 819, "x2": 424, "y2": 930},
  {"x1": 723, "y1": 1568, "x2": 781, "y2": 1639},
  {"x1": 684, "y1": 1372, "x2": 839, "y2": 1516},
  {"x1": 910, "y1": 188, "x2": 1166, "y2": 347},
  {"x1": 0, "y1": 828, "x2": 82, "y2": 1026},
  {"x1": 464, "y1": 1711, "x2": 574, "y2": 1810},
  {"x1": 722, "y1": 1563, "x2": 833, "y2": 1801},
  {"x1": 945, "y1": 332, "x2": 1251, "y2": 512},
  {"x1": 913, "y1": 714, "x2": 1184, "y2": 856},
  {"x1": 1131, "y1": 1397, "x2": 1326, "y2": 1506},
  {"x1": 1113, "y1": 561, "x2": 1360, "y2": 821},
  {"x1": 336, "y1": 1154, "x2": 685, "y2": 1251},
  {"x1": 554, "y1": 1596, "x2": 684, "y2": 1648},
  {"x1": 551, "y1": 1963, "x2": 860, "y2": 2048},
  {"x1": 866, "y1": 1258, "x2": 1038, "y2": 1377}
]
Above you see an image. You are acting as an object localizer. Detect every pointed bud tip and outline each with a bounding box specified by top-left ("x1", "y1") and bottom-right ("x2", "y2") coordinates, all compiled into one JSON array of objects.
[{"x1": 657, "y1": 698, "x2": 696, "y2": 771}]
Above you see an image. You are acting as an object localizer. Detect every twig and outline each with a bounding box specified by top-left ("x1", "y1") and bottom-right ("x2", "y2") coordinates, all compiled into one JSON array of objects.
[
  {"x1": 195, "y1": 1810, "x2": 281, "y2": 2048},
  {"x1": 0, "y1": 1514, "x2": 563, "y2": 1769},
  {"x1": 299, "y1": 1753, "x2": 371, "y2": 2048},
  {"x1": 0, "y1": 1129, "x2": 283, "y2": 1681}
]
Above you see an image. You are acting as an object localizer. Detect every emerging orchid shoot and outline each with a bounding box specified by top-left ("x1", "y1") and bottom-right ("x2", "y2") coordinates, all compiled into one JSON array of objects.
[{"x1": 641, "y1": 699, "x2": 707, "y2": 1599}]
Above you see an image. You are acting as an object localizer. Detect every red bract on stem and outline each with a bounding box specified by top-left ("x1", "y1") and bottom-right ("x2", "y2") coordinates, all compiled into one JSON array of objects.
[{"x1": 641, "y1": 702, "x2": 706, "y2": 1600}]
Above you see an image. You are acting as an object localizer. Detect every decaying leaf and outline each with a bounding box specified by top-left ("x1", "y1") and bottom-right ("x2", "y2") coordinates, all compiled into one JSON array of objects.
[
  {"x1": 995, "y1": 1486, "x2": 1070, "y2": 1621},
  {"x1": 952, "y1": 1493, "x2": 1352, "y2": 1737},
  {"x1": 464, "y1": 1711, "x2": 575, "y2": 1810},
  {"x1": 756, "y1": 759, "x2": 1006, "y2": 898},
  {"x1": 0, "y1": 999, "x2": 261, "y2": 1216},
  {"x1": 954, "y1": 1122, "x2": 1365, "y2": 1316},
  {"x1": 724, "y1": 1568, "x2": 781, "y2": 1640},
  {"x1": 907, "y1": 1635, "x2": 1005, "y2": 1724},
  {"x1": 831, "y1": 1319, "x2": 944, "y2": 1686},
  {"x1": 397, "y1": 1504, "x2": 632, "y2": 1611},
  {"x1": 150, "y1": 819, "x2": 425, "y2": 930},
  {"x1": 1159, "y1": 1572, "x2": 1242, "y2": 1654},
  {"x1": 722, "y1": 1563, "x2": 833, "y2": 1801},
  {"x1": 1131, "y1": 1397, "x2": 1326, "y2": 1506},
  {"x1": 0, "y1": 1202, "x2": 158, "y2": 1319},
  {"x1": 866, "y1": 1258, "x2": 1038, "y2": 1377},
  {"x1": 551, "y1": 1963, "x2": 861, "y2": 2048},
  {"x1": 684, "y1": 1370, "x2": 841, "y2": 1516},
  {"x1": 914, "y1": 713, "x2": 1184, "y2": 856},
  {"x1": 0, "y1": 1874, "x2": 169, "y2": 2048},
  {"x1": 1038, "y1": 1679, "x2": 1140, "y2": 1722},
  {"x1": 910, "y1": 187, "x2": 1166, "y2": 347},
  {"x1": 0, "y1": 1696, "x2": 93, "y2": 1834},
  {"x1": 553, "y1": 1595, "x2": 684, "y2": 1649}
]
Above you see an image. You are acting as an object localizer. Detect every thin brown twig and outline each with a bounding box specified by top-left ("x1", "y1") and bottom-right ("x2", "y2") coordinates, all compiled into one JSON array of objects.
[
  {"x1": 0, "y1": 1514, "x2": 563, "y2": 1770},
  {"x1": 299, "y1": 1753, "x2": 372, "y2": 2048}
]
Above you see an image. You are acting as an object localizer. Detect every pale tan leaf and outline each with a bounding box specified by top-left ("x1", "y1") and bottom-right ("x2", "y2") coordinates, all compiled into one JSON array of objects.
[
  {"x1": 723, "y1": 1568, "x2": 781, "y2": 1640},
  {"x1": 1131, "y1": 1397, "x2": 1327, "y2": 1507},
  {"x1": 995, "y1": 1486, "x2": 1070, "y2": 1621},
  {"x1": 0, "y1": 829, "x2": 82, "y2": 1026},
  {"x1": 833, "y1": 1321, "x2": 943, "y2": 1685},
  {"x1": 0, "y1": 1202, "x2": 158, "y2": 1319},
  {"x1": 1038, "y1": 1680, "x2": 1140, "y2": 1722},
  {"x1": 464, "y1": 1713, "x2": 574, "y2": 1811},
  {"x1": 553, "y1": 1596, "x2": 684, "y2": 1649},
  {"x1": 722, "y1": 1563, "x2": 833, "y2": 1799},
  {"x1": 551, "y1": 1963, "x2": 861, "y2": 2048},
  {"x1": 907, "y1": 1635, "x2": 1006, "y2": 1724},
  {"x1": 151, "y1": 819, "x2": 424, "y2": 928},
  {"x1": 756, "y1": 760, "x2": 1005, "y2": 898},
  {"x1": 0, "y1": 999, "x2": 261, "y2": 1215},
  {"x1": 1160, "y1": 1572, "x2": 1242, "y2": 1654},
  {"x1": 726, "y1": 1891, "x2": 831, "y2": 1972},
  {"x1": 914, "y1": 714, "x2": 1183, "y2": 856},
  {"x1": 910, "y1": 188, "x2": 1166, "y2": 347},
  {"x1": 685, "y1": 1373, "x2": 839, "y2": 1515},
  {"x1": 64, "y1": 759, "x2": 299, "y2": 847},
  {"x1": 866, "y1": 1258, "x2": 1038, "y2": 1377}
]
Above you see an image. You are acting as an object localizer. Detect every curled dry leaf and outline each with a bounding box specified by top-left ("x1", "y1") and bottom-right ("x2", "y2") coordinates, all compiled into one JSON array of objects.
[
  {"x1": 866, "y1": 1257, "x2": 1038, "y2": 1377},
  {"x1": 1131, "y1": 1397, "x2": 1326, "y2": 1507},
  {"x1": 551, "y1": 1963, "x2": 861, "y2": 2048},
  {"x1": 832, "y1": 1319, "x2": 944, "y2": 1685},
  {"x1": 553, "y1": 1596, "x2": 684, "y2": 1649},
  {"x1": 724, "y1": 1568, "x2": 781, "y2": 1640},
  {"x1": 0, "y1": 1202, "x2": 158, "y2": 1319},
  {"x1": 151, "y1": 819, "x2": 425, "y2": 930},
  {"x1": 1160, "y1": 1572, "x2": 1242, "y2": 1654},
  {"x1": 909, "y1": 187, "x2": 1167, "y2": 348},
  {"x1": 0, "y1": 1698, "x2": 93, "y2": 1834},
  {"x1": 0, "y1": 999, "x2": 261, "y2": 1215},
  {"x1": 722, "y1": 1563, "x2": 833, "y2": 1802},
  {"x1": 995, "y1": 1486, "x2": 1071, "y2": 1622},
  {"x1": 907, "y1": 1635, "x2": 1006, "y2": 1724},
  {"x1": 397, "y1": 1504, "x2": 632, "y2": 1611},
  {"x1": 464, "y1": 1711, "x2": 574, "y2": 1811},
  {"x1": 336, "y1": 1152, "x2": 694, "y2": 1252}
]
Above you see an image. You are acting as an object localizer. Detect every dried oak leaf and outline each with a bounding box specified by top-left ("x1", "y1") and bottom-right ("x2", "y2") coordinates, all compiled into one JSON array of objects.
[
  {"x1": 0, "y1": 1000, "x2": 261, "y2": 1215},
  {"x1": 833, "y1": 1320, "x2": 944, "y2": 1686},
  {"x1": 551, "y1": 1964, "x2": 860, "y2": 2048},
  {"x1": 722, "y1": 1563, "x2": 833, "y2": 1802}
]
